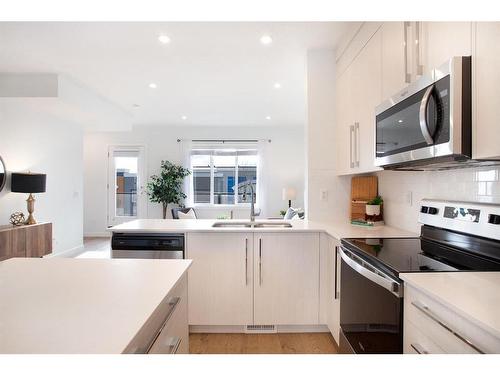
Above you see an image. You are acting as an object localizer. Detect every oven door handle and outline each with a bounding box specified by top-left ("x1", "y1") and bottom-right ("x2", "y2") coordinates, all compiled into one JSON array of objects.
[
  {"x1": 419, "y1": 85, "x2": 435, "y2": 145},
  {"x1": 339, "y1": 247, "x2": 403, "y2": 298}
]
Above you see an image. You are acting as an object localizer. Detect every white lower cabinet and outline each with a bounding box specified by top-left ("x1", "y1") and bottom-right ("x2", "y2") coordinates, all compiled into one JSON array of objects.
[
  {"x1": 404, "y1": 284, "x2": 500, "y2": 354},
  {"x1": 187, "y1": 232, "x2": 321, "y2": 328},
  {"x1": 254, "y1": 233, "x2": 320, "y2": 325},
  {"x1": 187, "y1": 233, "x2": 253, "y2": 326},
  {"x1": 320, "y1": 233, "x2": 341, "y2": 344}
]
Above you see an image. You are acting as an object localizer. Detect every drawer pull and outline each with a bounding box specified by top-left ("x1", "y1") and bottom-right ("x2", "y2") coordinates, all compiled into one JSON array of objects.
[
  {"x1": 411, "y1": 300, "x2": 484, "y2": 354},
  {"x1": 162, "y1": 336, "x2": 182, "y2": 354},
  {"x1": 144, "y1": 296, "x2": 181, "y2": 354},
  {"x1": 410, "y1": 343, "x2": 428, "y2": 354}
]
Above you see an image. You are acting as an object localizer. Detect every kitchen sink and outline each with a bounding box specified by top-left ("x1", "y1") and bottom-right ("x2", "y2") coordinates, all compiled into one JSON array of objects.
[
  {"x1": 211, "y1": 221, "x2": 292, "y2": 228},
  {"x1": 211, "y1": 221, "x2": 254, "y2": 228}
]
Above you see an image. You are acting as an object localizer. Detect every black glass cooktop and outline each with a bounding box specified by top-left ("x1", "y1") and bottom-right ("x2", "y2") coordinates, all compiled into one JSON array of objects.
[{"x1": 341, "y1": 231, "x2": 500, "y2": 280}]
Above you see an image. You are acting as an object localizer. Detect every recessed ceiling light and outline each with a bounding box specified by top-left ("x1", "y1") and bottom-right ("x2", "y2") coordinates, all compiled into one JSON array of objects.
[
  {"x1": 273, "y1": 82, "x2": 281, "y2": 89},
  {"x1": 398, "y1": 119, "x2": 403, "y2": 123},
  {"x1": 158, "y1": 35, "x2": 171, "y2": 44},
  {"x1": 260, "y1": 35, "x2": 273, "y2": 45},
  {"x1": 181, "y1": 115, "x2": 187, "y2": 120},
  {"x1": 266, "y1": 116, "x2": 272, "y2": 120},
  {"x1": 149, "y1": 83, "x2": 157, "y2": 89},
  {"x1": 133, "y1": 104, "x2": 140, "y2": 108}
]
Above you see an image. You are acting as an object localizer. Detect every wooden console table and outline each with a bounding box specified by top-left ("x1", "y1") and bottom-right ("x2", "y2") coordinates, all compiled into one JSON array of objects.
[{"x1": 0, "y1": 222, "x2": 52, "y2": 261}]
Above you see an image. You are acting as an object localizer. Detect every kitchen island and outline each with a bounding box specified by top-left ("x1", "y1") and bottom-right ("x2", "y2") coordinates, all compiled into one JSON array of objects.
[{"x1": 0, "y1": 257, "x2": 191, "y2": 354}]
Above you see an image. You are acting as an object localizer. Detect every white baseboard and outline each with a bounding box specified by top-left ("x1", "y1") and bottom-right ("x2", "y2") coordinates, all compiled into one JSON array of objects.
[
  {"x1": 84, "y1": 232, "x2": 111, "y2": 238},
  {"x1": 189, "y1": 324, "x2": 330, "y2": 334},
  {"x1": 44, "y1": 244, "x2": 85, "y2": 258}
]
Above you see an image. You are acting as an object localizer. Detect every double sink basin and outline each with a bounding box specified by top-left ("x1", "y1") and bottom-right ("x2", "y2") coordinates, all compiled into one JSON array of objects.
[{"x1": 212, "y1": 221, "x2": 293, "y2": 228}]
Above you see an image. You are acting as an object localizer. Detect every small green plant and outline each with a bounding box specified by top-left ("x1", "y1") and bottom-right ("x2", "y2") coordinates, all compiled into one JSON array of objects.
[
  {"x1": 146, "y1": 160, "x2": 191, "y2": 219},
  {"x1": 280, "y1": 209, "x2": 287, "y2": 217},
  {"x1": 368, "y1": 195, "x2": 383, "y2": 205}
]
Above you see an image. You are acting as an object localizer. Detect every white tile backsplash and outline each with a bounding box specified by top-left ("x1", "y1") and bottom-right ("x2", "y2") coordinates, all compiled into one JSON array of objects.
[{"x1": 377, "y1": 165, "x2": 500, "y2": 233}]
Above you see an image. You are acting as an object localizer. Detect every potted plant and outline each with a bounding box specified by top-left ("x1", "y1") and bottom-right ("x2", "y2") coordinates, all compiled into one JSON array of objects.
[
  {"x1": 146, "y1": 160, "x2": 191, "y2": 219},
  {"x1": 366, "y1": 195, "x2": 383, "y2": 216}
]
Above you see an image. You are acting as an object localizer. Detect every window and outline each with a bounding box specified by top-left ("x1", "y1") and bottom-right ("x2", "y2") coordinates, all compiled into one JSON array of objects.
[{"x1": 191, "y1": 149, "x2": 257, "y2": 205}]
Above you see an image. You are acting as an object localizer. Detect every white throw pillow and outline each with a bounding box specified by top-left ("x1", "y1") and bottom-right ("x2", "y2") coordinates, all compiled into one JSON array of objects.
[{"x1": 178, "y1": 209, "x2": 196, "y2": 219}]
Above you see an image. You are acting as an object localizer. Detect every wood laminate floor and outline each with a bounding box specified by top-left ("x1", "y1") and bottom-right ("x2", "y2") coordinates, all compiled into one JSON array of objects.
[{"x1": 189, "y1": 333, "x2": 338, "y2": 354}]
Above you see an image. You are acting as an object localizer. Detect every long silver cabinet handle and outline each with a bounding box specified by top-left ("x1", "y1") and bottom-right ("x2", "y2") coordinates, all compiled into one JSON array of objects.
[
  {"x1": 354, "y1": 122, "x2": 360, "y2": 167},
  {"x1": 411, "y1": 343, "x2": 428, "y2": 354},
  {"x1": 245, "y1": 238, "x2": 248, "y2": 286},
  {"x1": 415, "y1": 21, "x2": 423, "y2": 76},
  {"x1": 404, "y1": 21, "x2": 411, "y2": 83},
  {"x1": 161, "y1": 336, "x2": 182, "y2": 354},
  {"x1": 334, "y1": 246, "x2": 339, "y2": 300},
  {"x1": 259, "y1": 238, "x2": 262, "y2": 286},
  {"x1": 411, "y1": 300, "x2": 485, "y2": 354},
  {"x1": 349, "y1": 125, "x2": 355, "y2": 168}
]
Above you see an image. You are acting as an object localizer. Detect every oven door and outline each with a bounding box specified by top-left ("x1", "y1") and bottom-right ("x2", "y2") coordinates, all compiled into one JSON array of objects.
[{"x1": 338, "y1": 246, "x2": 403, "y2": 354}]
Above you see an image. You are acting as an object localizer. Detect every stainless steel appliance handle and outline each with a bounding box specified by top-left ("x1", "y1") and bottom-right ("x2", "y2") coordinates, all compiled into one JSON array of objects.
[
  {"x1": 349, "y1": 125, "x2": 355, "y2": 168},
  {"x1": 259, "y1": 238, "x2": 262, "y2": 286},
  {"x1": 411, "y1": 301, "x2": 485, "y2": 354},
  {"x1": 410, "y1": 343, "x2": 428, "y2": 354},
  {"x1": 245, "y1": 238, "x2": 248, "y2": 286},
  {"x1": 142, "y1": 297, "x2": 180, "y2": 354},
  {"x1": 404, "y1": 22, "x2": 411, "y2": 83},
  {"x1": 354, "y1": 122, "x2": 360, "y2": 167},
  {"x1": 339, "y1": 247, "x2": 403, "y2": 297},
  {"x1": 419, "y1": 85, "x2": 435, "y2": 145}
]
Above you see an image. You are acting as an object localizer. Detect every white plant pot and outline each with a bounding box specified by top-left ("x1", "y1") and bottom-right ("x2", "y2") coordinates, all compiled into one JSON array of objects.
[{"x1": 366, "y1": 204, "x2": 381, "y2": 216}]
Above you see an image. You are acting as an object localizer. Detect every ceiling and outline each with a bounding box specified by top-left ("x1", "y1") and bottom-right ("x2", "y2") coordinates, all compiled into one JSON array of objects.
[{"x1": 0, "y1": 22, "x2": 352, "y2": 128}]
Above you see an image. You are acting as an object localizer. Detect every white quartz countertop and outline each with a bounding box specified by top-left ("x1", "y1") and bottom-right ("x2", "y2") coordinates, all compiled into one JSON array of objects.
[
  {"x1": 401, "y1": 272, "x2": 500, "y2": 339},
  {"x1": 108, "y1": 219, "x2": 417, "y2": 239},
  {"x1": 0, "y1": 257, "x2": 192, "y2": 354}
]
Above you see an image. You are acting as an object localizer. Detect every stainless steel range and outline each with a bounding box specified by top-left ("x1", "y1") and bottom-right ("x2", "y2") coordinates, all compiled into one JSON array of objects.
[{"x1": 338, "y1": 199, "x2": 500, "y2": 354}]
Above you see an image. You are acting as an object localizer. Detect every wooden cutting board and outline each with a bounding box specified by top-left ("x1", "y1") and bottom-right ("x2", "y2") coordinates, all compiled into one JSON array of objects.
[{"x1": 351, "y1": 176, "x2": 378, "y2": 220}]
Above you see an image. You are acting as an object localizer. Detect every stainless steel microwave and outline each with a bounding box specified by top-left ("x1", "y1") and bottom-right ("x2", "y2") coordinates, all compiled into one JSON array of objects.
[{"x1": 375, "y1": 56, "x2": 472, "y2": 170}]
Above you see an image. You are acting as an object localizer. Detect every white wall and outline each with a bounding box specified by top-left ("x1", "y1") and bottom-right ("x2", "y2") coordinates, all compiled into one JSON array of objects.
[
  {"x1": 84, "y1": 125, "x2": 305, "y2": 235},
  {"x1": 377, "y1": 166, "x2": 500, "y2": 234},
  {"x1": 0, "y1": 101, "x2": 84, "y2": 255},
  {"x1": 306, "y1": 49, "x2": 351, "y2": 221}
]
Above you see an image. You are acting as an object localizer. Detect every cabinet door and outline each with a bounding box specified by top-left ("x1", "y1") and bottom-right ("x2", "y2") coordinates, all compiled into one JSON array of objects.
[
  {"x1": 381, "y1": 22, "x2": 408, "y2": 100},
  {"x1": 254, "y1": 233, "x2": 320, "y2": 325},
  {"x1": 335, "y1": 67, "x2": 354, "y2": 175},
  {"x1": 351, "y1": 30, "x2": 383, "y2": 173},
  {"x1": 187, "y1": 233, "x2": 253, "y2": 325},
  {"x1": 474, "y1": 22, "x2": 500, "y2": 160},
  {"x1": 327, "y1": 237, "x2": 341, "y2": 345},
  {"x1": 25, "y1": 224, "x2": 51, "y2": 257},
  {"x1": 421, "y1": 22, "x2": 472, "y2": 76}
]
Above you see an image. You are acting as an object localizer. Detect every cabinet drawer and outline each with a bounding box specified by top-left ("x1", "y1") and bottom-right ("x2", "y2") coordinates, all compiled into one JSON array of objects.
[
  {"x1": 404, "y1": 320, "x2": 446, "y2": 354},
  {"x1": 405, "y1": 285, "x2": 500, "y2": 354},
  {"x1": 123, "y1": 275, "x2": 189, "y2": 354}
]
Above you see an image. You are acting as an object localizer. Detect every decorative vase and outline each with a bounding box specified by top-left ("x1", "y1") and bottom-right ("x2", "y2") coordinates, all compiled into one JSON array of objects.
[{"x1": 366, "y1": 204, "x2": 381, "y2": 216}]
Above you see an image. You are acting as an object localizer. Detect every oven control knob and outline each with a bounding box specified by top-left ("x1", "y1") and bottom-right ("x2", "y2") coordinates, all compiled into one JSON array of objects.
[
  {"x1": 488, "y1": 214, "x2": 500, "y2": 225},
  {"x1": 428, "y1": 207, "x2": 438, "y2": 215},
  {"x1": 420, "y1": 206, "x2": 429, "y2": 213}
]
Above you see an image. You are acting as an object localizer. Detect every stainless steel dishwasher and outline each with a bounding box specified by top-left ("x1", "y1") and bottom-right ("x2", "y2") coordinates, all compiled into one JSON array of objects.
[{"x1": 111, "y1": 233, "x2": 185, "y2": 259}]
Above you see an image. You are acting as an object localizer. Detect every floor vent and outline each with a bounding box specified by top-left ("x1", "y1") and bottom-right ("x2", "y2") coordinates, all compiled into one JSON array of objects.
[{"x1": 245, "y1": 325, "x2": 277, "y2": 334}]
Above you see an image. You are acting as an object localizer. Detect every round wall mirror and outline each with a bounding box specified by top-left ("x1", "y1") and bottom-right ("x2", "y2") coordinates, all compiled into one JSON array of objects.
[{"x1": 0, "y1": 156, "x2": 6, "y2": 192}]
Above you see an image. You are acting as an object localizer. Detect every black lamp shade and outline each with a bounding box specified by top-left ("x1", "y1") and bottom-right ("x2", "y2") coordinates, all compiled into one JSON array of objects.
[{"x1": 11, "y1": 173, "x2": 46, "y2": 193}]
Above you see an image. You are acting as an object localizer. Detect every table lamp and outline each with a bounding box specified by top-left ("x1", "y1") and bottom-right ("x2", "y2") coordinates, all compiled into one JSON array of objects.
[
  {"x1": 11, "y1": 172, "x2": 47, "y2": 225},
  {"x1": 282, "y1": 187, "x2": 297, "y2": 208}
]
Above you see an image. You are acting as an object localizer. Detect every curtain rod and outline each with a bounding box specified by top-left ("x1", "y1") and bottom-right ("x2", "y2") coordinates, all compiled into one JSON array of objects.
[{"x1": 177, "y1": 138, "x2": 271, "y2": 143}]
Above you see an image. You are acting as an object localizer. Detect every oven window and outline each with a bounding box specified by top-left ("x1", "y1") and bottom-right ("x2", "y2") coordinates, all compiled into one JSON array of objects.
[{"x1": 340, "y1": 257, "x2": 402, "y2": 354}]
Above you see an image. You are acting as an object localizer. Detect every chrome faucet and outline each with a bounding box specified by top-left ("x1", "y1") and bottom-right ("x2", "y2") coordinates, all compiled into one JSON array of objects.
[{"x1": 234, "y1": 180, "x2": 257, "y2": 222}]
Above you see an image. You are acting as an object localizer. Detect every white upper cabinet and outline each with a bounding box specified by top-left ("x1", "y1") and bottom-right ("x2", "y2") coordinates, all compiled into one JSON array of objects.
[
  {"x1": 187, "y1": 232, "x2": 253, "y2": 326},
  {"x1": 420, "y1": 22, "x2": 472, "y2": 76},
  {"x1": 253, "y1": 233, "x2": 320, "y2": 325},
  {"x1": 335, "y1": 28, "x2": 382, "y2": 176},
  {"x1": 381, "y1": 22, "x2": 408, "y2": 100},
  {"x1": 473, "y1": 22, "x2": 500, "y2": 160}
]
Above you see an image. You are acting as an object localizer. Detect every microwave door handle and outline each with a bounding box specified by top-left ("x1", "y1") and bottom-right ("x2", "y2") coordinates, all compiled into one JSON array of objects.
[
  {"x1": 419, "y1": 85, "x2": 435, "y2": 145},
  {"x1": 338, "y1": 247, "x2": 403, "y2": 298}
]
